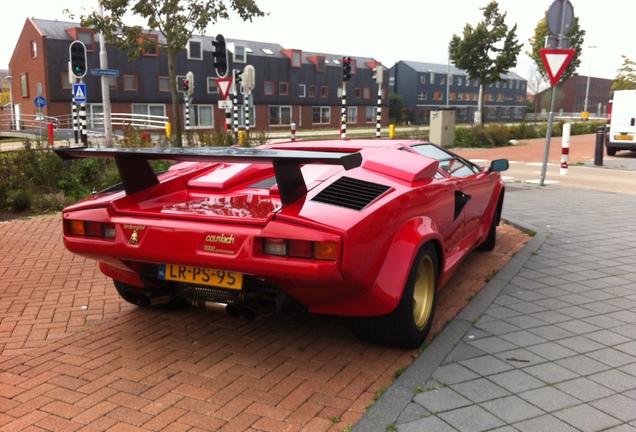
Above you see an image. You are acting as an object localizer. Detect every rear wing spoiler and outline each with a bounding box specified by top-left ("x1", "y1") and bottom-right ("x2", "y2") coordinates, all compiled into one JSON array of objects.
[{"x1": 55, "y1": 146, "x2": 363, "y2": 205}]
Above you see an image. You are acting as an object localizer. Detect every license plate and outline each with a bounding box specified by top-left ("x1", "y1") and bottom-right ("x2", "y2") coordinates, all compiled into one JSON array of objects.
[
  {"x1": 158, "y1": 264, "x2": 243, "y2": 290},
  {"x1": 615, "y1": 134, "x2": 634, "y2": 141}
]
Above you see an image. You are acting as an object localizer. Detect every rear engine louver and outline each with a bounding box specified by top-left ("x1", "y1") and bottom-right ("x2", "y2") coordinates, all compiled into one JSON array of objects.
[{"x1": 312, "y1": 177, "x2": 391, "y2": 211}]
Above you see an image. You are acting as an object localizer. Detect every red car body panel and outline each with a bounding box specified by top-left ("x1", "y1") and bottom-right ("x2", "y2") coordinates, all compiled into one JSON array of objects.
[{"x1": 56, "y1": 139, "x2": 506, "y2": 318}]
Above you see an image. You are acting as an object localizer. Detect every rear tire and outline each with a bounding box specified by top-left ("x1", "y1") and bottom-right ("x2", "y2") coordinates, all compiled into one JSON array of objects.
[
  {"x1": 607, "y1": 146, "x2": 617, "y2": 156},
  {"x1": 351, "y1": 243, "x2": 438, "y2": 349}
]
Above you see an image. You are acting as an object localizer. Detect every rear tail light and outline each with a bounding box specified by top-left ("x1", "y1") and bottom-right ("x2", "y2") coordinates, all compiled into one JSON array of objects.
[
  {"x1": 67, "y1": 220, "x2": 116, "y2": 239},
  {"x1": 262, "y1": 238, "x2": 337, "y2": 261}
]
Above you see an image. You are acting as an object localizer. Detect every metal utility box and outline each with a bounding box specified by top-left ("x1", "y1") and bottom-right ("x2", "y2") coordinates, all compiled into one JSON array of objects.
[{"x1": 430, "y1": 109, "x2": 456, "y2": 147}]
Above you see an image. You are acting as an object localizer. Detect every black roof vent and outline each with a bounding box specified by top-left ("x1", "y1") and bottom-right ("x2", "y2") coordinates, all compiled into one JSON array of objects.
[{"x1": 312, "y1": 177, "x2": 391, "y2": 211}]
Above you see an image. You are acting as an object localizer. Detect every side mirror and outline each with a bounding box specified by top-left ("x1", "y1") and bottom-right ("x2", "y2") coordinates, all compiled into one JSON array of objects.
[{"x1": 488, "y1": 159, "x2": 509, "y2": 173}]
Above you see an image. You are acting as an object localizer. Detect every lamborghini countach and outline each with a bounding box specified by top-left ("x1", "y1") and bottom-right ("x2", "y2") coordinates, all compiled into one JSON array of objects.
[{"x1": 55, "y1": 139, "x2": 508, "y2": 349}]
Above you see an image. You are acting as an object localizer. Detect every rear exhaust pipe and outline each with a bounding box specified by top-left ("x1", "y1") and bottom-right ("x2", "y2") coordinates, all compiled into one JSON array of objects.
[
  {"x1": 225, "y1": 303, "x2": 241, "y2": 318},
  {"x1": 136, "y1": 293, "x2": 174, "y2": 307},
  {"x1": 240, "y1": 302, "x2": 274, "y2": 321}
]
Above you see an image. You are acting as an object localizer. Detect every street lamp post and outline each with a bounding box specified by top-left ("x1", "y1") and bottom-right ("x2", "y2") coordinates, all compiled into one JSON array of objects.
[
  {"x1": 6, "y1": 75, "x2": 14, "y2": 130},
  {"x1": 583, "y1": 45, "x2": 597, "y2": 117}
]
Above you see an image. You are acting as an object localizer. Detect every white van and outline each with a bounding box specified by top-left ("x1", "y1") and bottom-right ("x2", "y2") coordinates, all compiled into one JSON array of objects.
[{"x1": 606, "y1": 90, "x2": 636, "y2": 156}]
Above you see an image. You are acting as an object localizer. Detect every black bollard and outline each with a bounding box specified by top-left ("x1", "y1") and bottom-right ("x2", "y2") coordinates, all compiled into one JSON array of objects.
[{"x1": 594, "y1": 125, "x2": 605, "y2": 166}]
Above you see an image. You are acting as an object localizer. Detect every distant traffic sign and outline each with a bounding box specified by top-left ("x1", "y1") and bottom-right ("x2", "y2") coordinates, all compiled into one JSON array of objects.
[
  {"x1": 540, "y1": 48, "x2": 575, "y2": 87},
  {"x1": 216, "y1": 78, "x2": 233, "y2": 100},
  {"x1": 73, "y1": 83, "x2": 87, "y2": 103},
  {"x1": 92, "y1": 68, "x2": 120, "y2": 77},
  {"x1": 34, "y1": 96, "x2": 46, "y2": 109}
]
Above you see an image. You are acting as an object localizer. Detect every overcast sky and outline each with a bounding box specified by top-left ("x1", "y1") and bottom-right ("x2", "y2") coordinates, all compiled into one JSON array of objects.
[{"x1": 1, "y1": 0, "x2": 630, "y2": 86}]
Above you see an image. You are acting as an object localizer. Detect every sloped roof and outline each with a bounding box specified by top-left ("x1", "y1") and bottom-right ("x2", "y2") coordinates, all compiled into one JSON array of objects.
[
  {"x1": 29, "y1": 18, "x2": 374, "y2": 66},
  {"x1": 401, "y1": 59, "x2": 525, "y2": 80}
]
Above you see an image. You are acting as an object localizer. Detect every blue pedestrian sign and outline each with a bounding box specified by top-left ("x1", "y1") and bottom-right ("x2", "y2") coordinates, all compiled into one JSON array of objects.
[
  {"x1": 73, "y1": 83, "x2": 87, "y2": 103},
  {"x1": 34, "y1": 95, "x2": 46, "y2": 109}
]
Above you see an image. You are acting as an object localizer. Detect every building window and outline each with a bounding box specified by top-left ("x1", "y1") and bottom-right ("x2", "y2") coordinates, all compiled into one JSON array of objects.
[
  {"x1": 298, "y1": 84, "x2": 306, "y2": 98},
  {"x1": 269, "y1": 105, "x2": 291, "y2": 126},
  {"x1": 132, "y1": 104, "x2": 166, "y2": 118},
  {"x1": 159, "y1": 76, "x2": 171, "y2": 92},
  {"x1": 354, "y1": 87, "x2": 362, "y2": 98},
  {"x1": 316, "y1": 56, "x2": 326, "y2": 73},
  {"x1": 20, "y1": 73, "x2": 28, "y2": 97},
  {"x1": 320, "y1": 86, "x2": 328, "y2": 98},
  {"x1": 78, "y1": 31, "x2": 94, "y2": 51},
  {"x1": 187, "y1": 105, "x2": 214, "y2": 127},
  {"x1": 234, "y1": 45, "x2": 246, "y2": 63},
  {"x1": 420, "y1": 75, "x2": 426, "y2": 84},
  {"x1": 188, "y1": 40, "x2": 202, "y2": 60},
  {"x1": 264, "y1": 81, "x2": 274, "y2": 96},
  {"x1": 312, "y1": 106, "x2": 330, "y2": 124},
  {"x1": 418, "y1": 92, "x2": 427, "y2": 100},
  {"x1": 457, "y1": 78, "x2": 462, "y2": 86},
  {"x1": 363, "y1": 87, "x2": 370, "y2": 99},
  {"x1": 430, "y1": 72, "x2": 435, "y2": 83},
  {"x1": 238, "y1": 105, "x2": 255, "y2": 127},
  {"x1": 440, "y1": 77, "x2": 445, "y2": 85},
  {"x1": 348, "y1": 106, "x2": 358, "y2": 124},
  {"x1": 123, "y1": 74, "x2": 137, "y2": 91},
  {"x1": 497, "y1": 93, "x2": 504, "y2": 102},
  {"x1": 449, "y1": 75, "x2": 453, "y2": 85},
  {"x1": 108, "y1": 76, "x2": 117, "y2": 91},
  {"x1": 207, "y1": 78, "x2": 219, "y2": 94},
  {"x1": 291, "y1": 50, "x2": 302, "y2": 68},
  {"x1": 279, "y1": 82, "x2": 289, "y2": 96},
  {"x1": 308, "y1": 85, "x2": 316, "y2": 98},
  {"x1": 433, "y1": 92, "x2": 442, "y2": 101},
  {"x1": 365, "y1": 106, "x2": 376, "y2": 123},
  {"x1": 143, "y1": 34, "x2": 159, "y2": 56},
  {"x1": 450, "y1": 93, "x2": 457, "y2": 101},
  {"x1": 30, "y1": 41, "x2": 37, "y2": 59}
]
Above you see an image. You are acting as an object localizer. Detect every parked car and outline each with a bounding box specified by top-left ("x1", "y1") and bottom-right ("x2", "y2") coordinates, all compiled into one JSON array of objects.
[
  {"x1": 55, "y1": 138, "x2": 508, "y2": 349},
  {"x1": 606, "y1": 89, "x2": 636, "y2": 156}
]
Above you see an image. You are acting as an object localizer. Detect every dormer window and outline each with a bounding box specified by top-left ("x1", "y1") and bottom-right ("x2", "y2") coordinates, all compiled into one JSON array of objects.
[
  {"x1": 143, "y1": 34, "x2": 159, "y2": 56},
  {"x1": 188, "y1": 40, "x2": 202, "y2": 60},
  {"x1": 291, "y1": 50, "x2": 302, "y2": 68},
  {"x1": 234, "y1": 45, "x2": 246, "y2": 63},
  {"x1": 77, "y1": 31, "x2": 94, "y2": 51}
]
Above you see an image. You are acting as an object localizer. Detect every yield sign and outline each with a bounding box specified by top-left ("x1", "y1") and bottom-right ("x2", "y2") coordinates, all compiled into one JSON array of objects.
[
  {"x1": 216, "y1": 78, "x2": 233, "y2": 100},
  {"x1": 540, "y1": 48, "x2": 576, "y2": 87}
]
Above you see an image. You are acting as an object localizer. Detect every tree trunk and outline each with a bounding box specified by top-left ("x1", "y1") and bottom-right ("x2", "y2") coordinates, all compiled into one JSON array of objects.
[{"x1": 167, "y1": 48, "x2": 183, "y2": 147}]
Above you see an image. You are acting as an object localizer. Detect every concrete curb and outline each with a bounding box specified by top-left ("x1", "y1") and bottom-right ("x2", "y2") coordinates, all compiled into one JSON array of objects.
[{"x1": 353, "y1": 217, "x2": 548, "y2": 431}]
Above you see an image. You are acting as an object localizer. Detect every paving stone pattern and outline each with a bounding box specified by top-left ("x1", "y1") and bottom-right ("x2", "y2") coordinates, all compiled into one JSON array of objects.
[
  {"x1": 0, "y1": 210, "x2": 526, "y2": 431},
  {"x1": 356, "y1": 185, "x2": 636, "y2": 432}
]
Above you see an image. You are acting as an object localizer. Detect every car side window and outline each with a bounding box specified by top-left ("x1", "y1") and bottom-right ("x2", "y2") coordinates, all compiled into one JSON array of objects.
[{"x1": 409, "y1": 143, "x2": 482, "y2": 177}]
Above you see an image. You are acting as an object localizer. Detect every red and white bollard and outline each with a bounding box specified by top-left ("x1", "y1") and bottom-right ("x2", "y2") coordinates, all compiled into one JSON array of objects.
[
  {"x1": 291, "y1": 123, "x2": 296, "y2": 142},
  {"x1": 560, "y1": 123, "x2": 571, "y2": 175}
]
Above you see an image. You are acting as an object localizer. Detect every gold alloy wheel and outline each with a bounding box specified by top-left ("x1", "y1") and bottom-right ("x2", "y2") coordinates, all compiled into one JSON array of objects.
[{"x1": 412, "y1": 254, "x2": 435, "y2": 329}]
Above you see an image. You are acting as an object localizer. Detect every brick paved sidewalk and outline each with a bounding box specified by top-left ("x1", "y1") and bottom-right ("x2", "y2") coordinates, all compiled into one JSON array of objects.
[{"x1": 0, "y1": 209, "x2": 528, "y2": 431}]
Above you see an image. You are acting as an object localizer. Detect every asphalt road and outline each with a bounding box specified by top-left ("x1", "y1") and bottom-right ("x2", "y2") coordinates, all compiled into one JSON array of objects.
[{"x1": 452, "y1": 134, "x2": 636, "y2": 195}]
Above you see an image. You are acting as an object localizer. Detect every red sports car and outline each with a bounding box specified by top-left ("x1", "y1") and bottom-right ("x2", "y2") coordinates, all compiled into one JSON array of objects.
[{"x1": 55, "y1": 139, "x2": 508, "y2": 349}]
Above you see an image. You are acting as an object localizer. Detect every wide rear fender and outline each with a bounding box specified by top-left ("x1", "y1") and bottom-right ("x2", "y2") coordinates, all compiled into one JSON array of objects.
[{"x1": 310, "y1": 217, "x2": 444, "y2": 316}]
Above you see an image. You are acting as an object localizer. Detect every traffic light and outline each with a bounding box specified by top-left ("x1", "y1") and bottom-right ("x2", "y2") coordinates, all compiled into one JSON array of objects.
[
  {"x1": 69, "y1": 41, "x2": 87, "y2": 79},
  {"x1": 213, "y1": 34, "x2": 228, "y2": 78},
  {"x1": 342, "y1": 56, "x2": 352, "y2": 82},
  {"x1": 234, "y1": 69, "x2": 243, "y2": 92},
  {"x1": 372, "y1": 64, "x2": 383, "y2": 84},
  {"x1": 185, "y1": 71, "x2": 194, "y2": 94}
]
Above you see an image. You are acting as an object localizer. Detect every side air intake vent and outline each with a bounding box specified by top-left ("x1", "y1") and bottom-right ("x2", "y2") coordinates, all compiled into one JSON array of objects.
[{"x1": 312, "y1": 177, "x2": 391, "y2": 211}]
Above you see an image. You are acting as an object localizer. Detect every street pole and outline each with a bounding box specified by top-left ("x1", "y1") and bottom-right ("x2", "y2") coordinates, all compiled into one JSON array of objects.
[
  {"x1": 99, "y1": 4, "x2": 113, "y2": 145},
  {"x1": 6, "y1": 75, "x2": 14, "y2": 130},
  {"x1": 583, "y1": 45, "x2": 597, "y2": 115}
]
